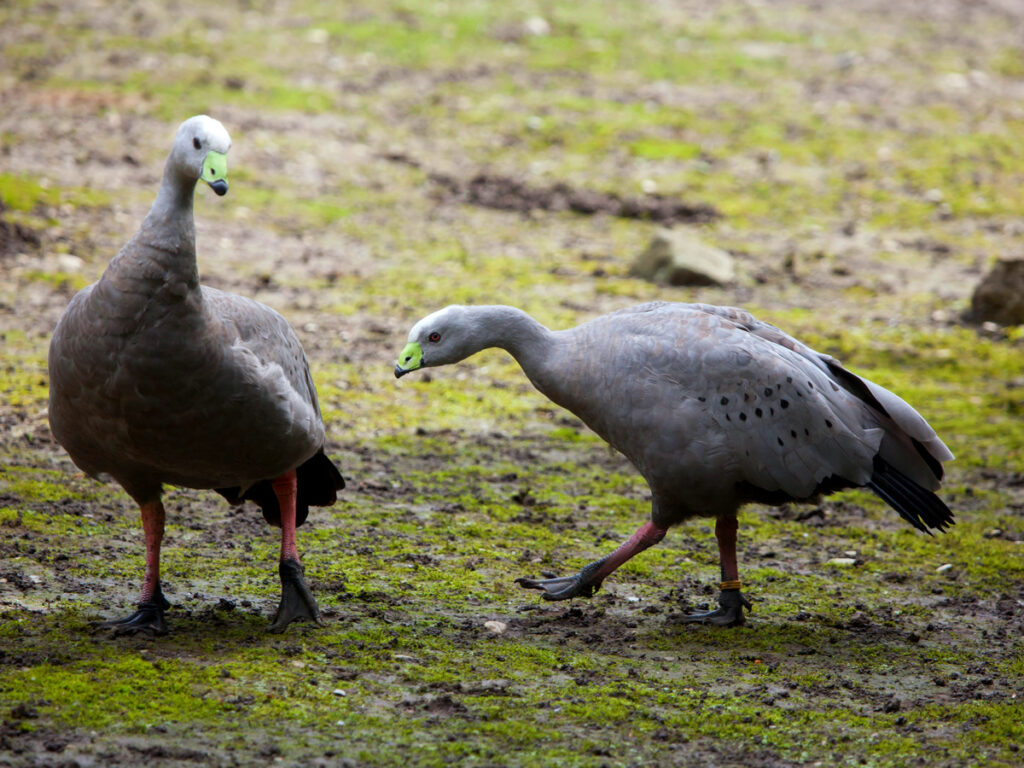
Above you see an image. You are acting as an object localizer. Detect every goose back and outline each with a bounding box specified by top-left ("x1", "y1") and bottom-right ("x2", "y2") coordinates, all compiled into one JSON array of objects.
[{"x1": 523, "y1": 302, "x2": 950, "y2": 519}]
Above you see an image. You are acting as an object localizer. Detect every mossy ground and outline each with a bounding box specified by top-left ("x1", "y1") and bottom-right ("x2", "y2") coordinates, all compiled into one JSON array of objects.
[{"x1": 1, "y1": 1, "x2": 1023, "y2": 766}]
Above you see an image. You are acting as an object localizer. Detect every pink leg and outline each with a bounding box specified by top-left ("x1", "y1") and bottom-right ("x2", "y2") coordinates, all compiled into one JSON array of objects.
[
  {"x1": 517, "y1": 520, "x2": 668, "y2": 600},
  {"x1": 715, "y1": 515, "x2": 740, "y2": 583},
  {"x1": 139, "y1": 500, "x2": 166, "y2": 604},
  {"x1": 682, "y1": 513, "x2": 750, "y2": 626},
  {"x1": 99, "y1": 499, "x2": 169, "y2": 635},
  {"x1": 273, "y1": 470, "x2": 300, "y2": 564},
  {"x1": 590, "y1": 520, "x2": 668, "y2": 584},
  {"x1": 268, "y1": 470, "x2": 320, "y2": 632}
]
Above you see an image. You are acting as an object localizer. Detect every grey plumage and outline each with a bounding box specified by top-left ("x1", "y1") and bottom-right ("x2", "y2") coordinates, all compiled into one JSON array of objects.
[
  {"x1": 50, "y1": 284, "x2": 325, "y2": 500},
  {"x1": 48, "y1": 115, "x2": 343, "y2": 634},
  {"x1": 396, "y1": 301, "x2": 954, "y2": 621}
]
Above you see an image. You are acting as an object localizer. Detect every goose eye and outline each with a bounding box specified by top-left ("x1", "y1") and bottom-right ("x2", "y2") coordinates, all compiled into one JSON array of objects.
[
  {"x1": 428, "y1": 332, "x2": 441, "y2": 343},
  {"x1": 193, "y1": 137, "x2": 202, "y2": 150}
]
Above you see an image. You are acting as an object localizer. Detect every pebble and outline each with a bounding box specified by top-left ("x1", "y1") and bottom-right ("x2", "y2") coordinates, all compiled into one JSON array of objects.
[
  {"x1": 523, "y1": 16, "x2": 551, "y2": 37},
  {"x1": 826, "y1": 557, "x2": 857, "y2": 566},
  {"x1": 935, "y1": 563, "x2": 953, "y2": 573},
  {"x1": 57, "y1": 254, "x2": 84, "y2": 272},
  {"x1": 483, "y1": 620, "x2": 508, "y2": 635}
]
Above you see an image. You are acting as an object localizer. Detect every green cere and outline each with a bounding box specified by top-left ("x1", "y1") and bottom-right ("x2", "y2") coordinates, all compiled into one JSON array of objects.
[
  {"x1": 396, "y1": 341, "x2": 423, "y2": 373},
  {"x1": 201, "y1": 150, "x2": 228, "y2": 186}
]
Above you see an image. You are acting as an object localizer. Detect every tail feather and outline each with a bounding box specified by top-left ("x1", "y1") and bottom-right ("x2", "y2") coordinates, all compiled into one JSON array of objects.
[
  {"x1": 867, "y1": 456, "x2": 954, "y2": 535},
  {"x1": 215, "y1": 449, "x2": 345, "y2": 528}
]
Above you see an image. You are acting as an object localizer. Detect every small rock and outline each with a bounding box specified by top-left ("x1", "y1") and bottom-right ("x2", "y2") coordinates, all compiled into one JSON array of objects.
[
  {"x1": 483, "y1": 620, "x2": 507, "y2": 635},
  {"x1": 937, "y1": 72, "x2": 969, "y2": 92},
  {"x1": 835, "y1": 51, "x2": 858, "y2": 70},
  {"x1": 57, "y1": 254, "x2": 84, "y2": 272},
  {"x1": 9, "y1": 702, "x2": 39, "y2": 719},
  {"x1": 935, "y1": 563, "x2": 953, "y2": 573},
  {"x1": 332, "y1": 689, "x2": 346, "y2": 697},
  {"x1": 826, "y1": 557, "x2": 857, "y2": 566},
  {"x1": 523, "y1": 16, "x2": 551, "y2": 37},
  {"x1": 630, "y1": 228, "x2": 736, "y2": 287},
  {"x1": 741, "y1": 42, "x2": 787, "y2": 60},
  {"x1": 969, "y1": 258, "x2": 1024, "y2": 325}
]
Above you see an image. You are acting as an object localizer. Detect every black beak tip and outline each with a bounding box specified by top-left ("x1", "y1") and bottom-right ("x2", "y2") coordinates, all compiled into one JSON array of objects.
[
  {"x1": 209, "y1": 179, "x2": 229, "y2": 196},
  {"x1": 394, "y1": 365, "x2": 407, "y2": 379}
]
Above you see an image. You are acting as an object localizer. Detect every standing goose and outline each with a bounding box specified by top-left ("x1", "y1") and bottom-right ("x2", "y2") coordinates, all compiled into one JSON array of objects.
[
  {"x1": 395, "y1": 302, "x2": 954, "y2": 625},
  {"x1": 48, "y1": 115, "x2": 344, "y2": 635}
]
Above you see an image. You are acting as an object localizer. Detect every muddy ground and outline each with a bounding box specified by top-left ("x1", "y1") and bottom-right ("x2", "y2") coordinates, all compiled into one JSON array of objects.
[{"x1": 1, "y1": 0, "x2": 1023, "y2": 766}]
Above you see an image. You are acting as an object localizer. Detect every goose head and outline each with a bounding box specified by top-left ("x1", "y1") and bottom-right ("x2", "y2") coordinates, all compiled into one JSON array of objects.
[
  {"x1": 172, "y1": 115, "x2": 231, "y2": 196},
  {"x1": 395, "y1": 305, "x2": 479, "y2": 377}
]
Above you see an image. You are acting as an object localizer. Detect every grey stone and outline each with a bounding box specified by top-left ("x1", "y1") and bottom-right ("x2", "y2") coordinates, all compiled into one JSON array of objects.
[
  {"x1": 969, "y1": 258, "x2": 1024, "y2": 325},
  {"x1": 630, "y1": 228, "x2": 735, "y2": 286}
]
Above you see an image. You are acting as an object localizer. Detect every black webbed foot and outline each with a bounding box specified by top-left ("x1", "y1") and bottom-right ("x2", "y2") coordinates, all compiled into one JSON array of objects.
[
  {"x1": 516, "y1": 560, "x2": 605, "y2": 601},
  {"x1": 680, "y1": 589, "x2": 751, "y2": 627},
  {"x1": 269, "y1": 559, "x2": 321, "y2": 633},
  {"x1": 95, "y1": 593, "x2": 171, "y2": 637},
  {"x1": 516, "y1": 574, "x2": 598, "y2": 600}
]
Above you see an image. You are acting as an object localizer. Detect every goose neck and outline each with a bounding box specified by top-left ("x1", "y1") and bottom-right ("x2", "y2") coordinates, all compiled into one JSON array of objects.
[
  {"x1": 477, "y1": 306, "x2": 554, "y2": 373},
  {"x1": 139, "y1": 158, "x2": 197, "y2": 251}
]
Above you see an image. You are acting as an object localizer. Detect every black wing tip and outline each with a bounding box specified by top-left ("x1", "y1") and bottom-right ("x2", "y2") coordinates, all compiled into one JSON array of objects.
[
  {"x1": 910, "y1": 437, "x2": 945, "y2": 483},
  {"x1": 868, "y1": 456, "x2": 955, "y2": 534},
  {"x1": 300, "y1": 449, "x2": 346, "y2": 499}
]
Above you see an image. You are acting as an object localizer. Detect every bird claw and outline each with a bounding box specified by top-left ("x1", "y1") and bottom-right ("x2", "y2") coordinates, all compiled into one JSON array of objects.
[
  {"x1": 680, "y1": 590, "x2": 751, "y2": 627},
  {"x1": 269, "y1": 559, "x2": 321, "y2": 633},
  {"x1": 515, "y1": 574, "x2": 599, "y2": 601}
]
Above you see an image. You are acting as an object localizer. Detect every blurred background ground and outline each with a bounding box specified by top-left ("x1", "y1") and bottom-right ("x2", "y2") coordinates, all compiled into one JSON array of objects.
[{"x1": 1, "y1": 1, "x2": 1023, "y2": 766}]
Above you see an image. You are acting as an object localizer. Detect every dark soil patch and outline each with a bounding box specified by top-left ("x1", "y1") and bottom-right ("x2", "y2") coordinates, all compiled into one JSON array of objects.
[
  {"x1": 0, "y1": 208, "x2": 41, "y2": 260},
  {"x1": 429, "y1": 170, "x2": 720, "y2": 223},
  {"x1": 386, "y1": 153, "x2": 720, "y2": 223}
]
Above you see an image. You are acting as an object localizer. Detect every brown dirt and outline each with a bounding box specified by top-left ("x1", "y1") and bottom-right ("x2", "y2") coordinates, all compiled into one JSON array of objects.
[{"x1": 424, "y1": 167, "x2": 721, "y2": 224}]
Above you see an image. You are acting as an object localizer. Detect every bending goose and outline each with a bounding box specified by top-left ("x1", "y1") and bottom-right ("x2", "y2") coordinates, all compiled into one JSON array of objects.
[
  {"x1": 395, "y1": 302, "x2": 954, "y2": 625},
  {"x1": 48, "y1": 115, "x2": 344, "y2": 635}
]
